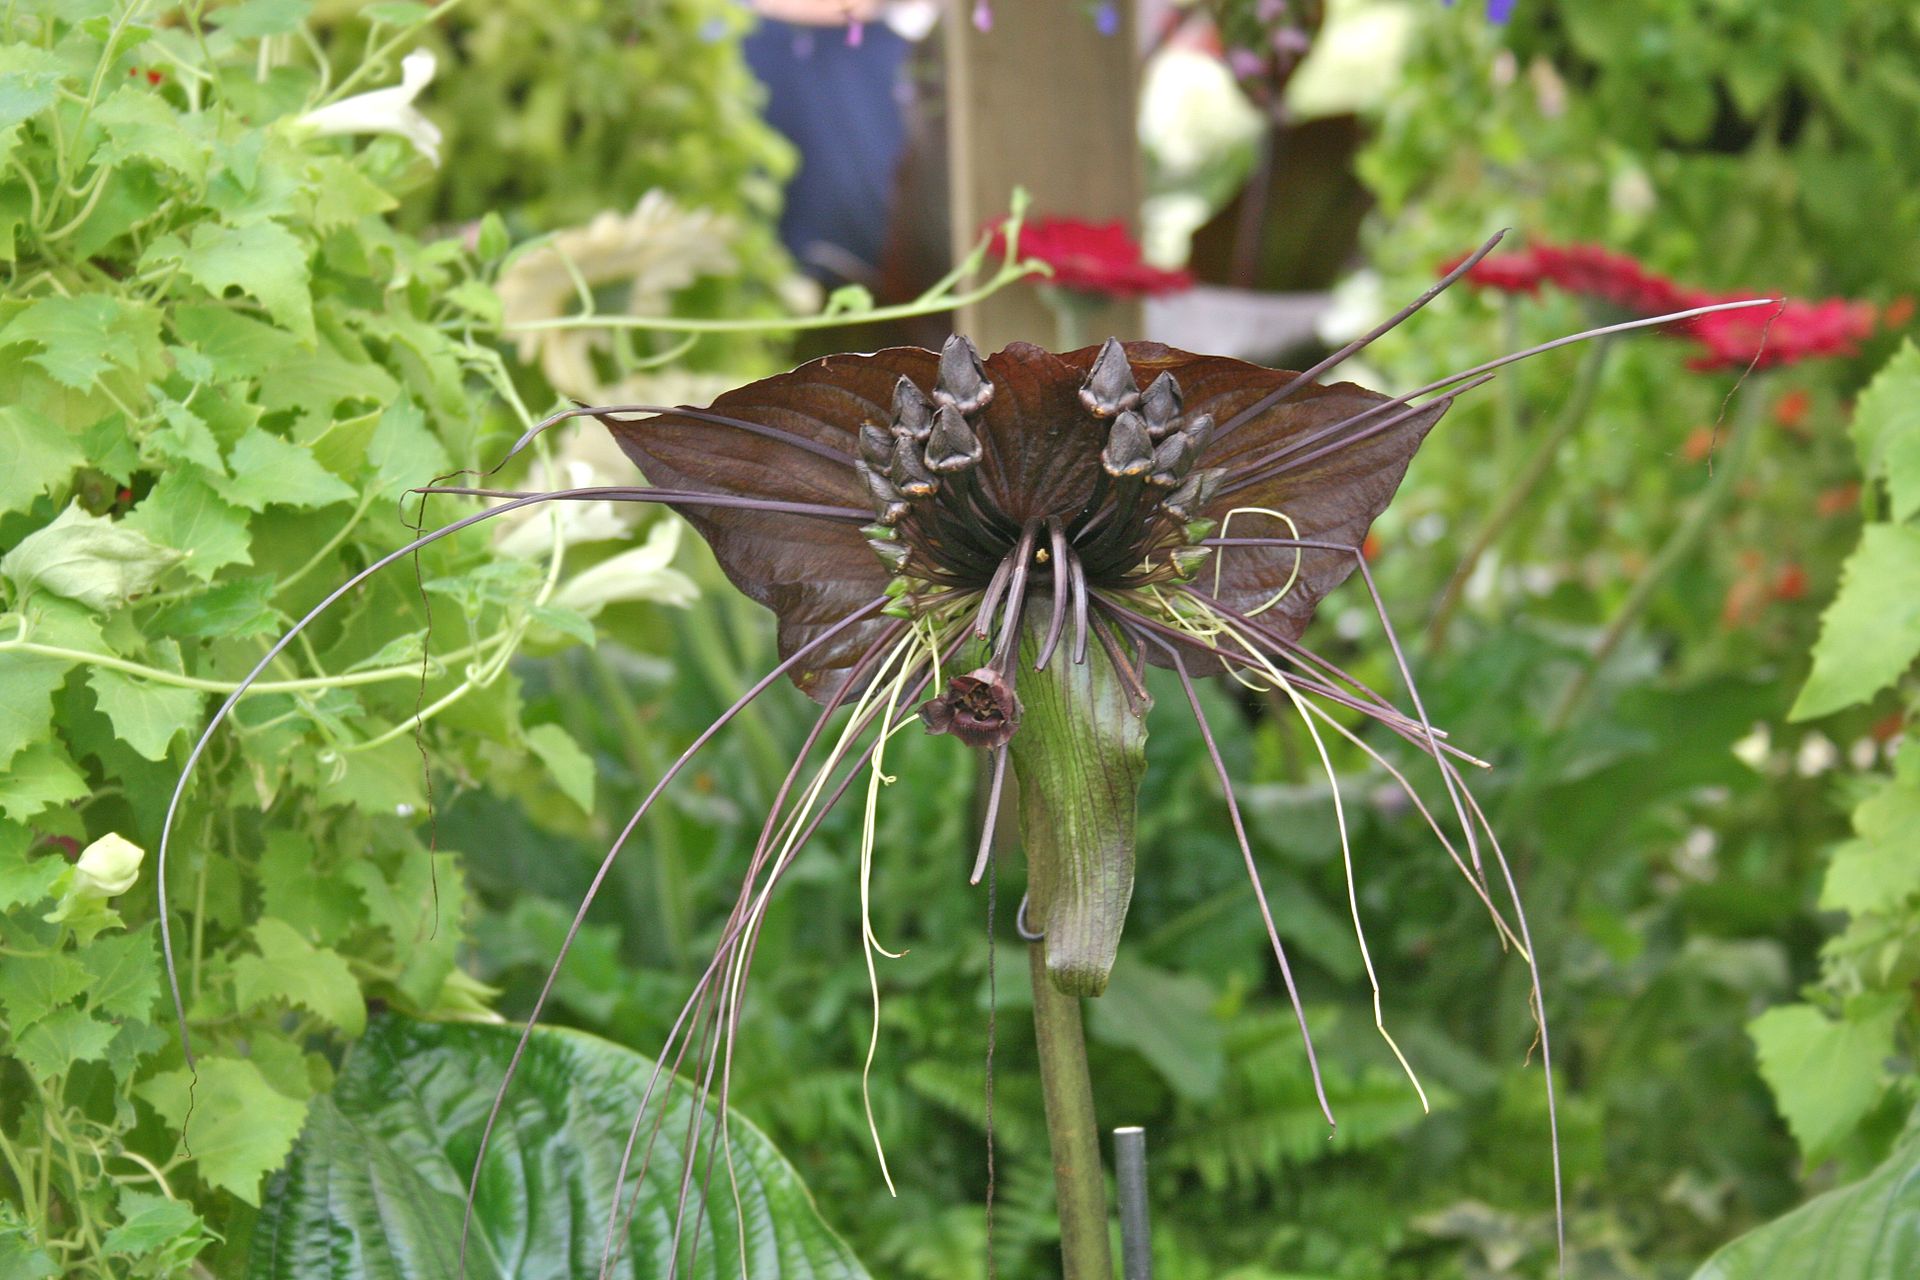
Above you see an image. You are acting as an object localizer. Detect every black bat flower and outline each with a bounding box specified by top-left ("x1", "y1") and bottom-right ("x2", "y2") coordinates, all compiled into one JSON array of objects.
[{"x1": 156, "y1": 225, "x2": 1778, "y2": 1274}]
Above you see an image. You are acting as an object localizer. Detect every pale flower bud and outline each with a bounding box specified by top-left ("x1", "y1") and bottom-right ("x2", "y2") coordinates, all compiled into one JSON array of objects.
[{"x1": 74, "y1": 833, "x2": 144, "y2": 898}]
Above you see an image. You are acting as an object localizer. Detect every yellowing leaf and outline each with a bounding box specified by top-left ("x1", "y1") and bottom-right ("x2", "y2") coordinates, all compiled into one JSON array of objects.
[{"x1": 1, "y1": 502, "x2": 183, "y2": 611}]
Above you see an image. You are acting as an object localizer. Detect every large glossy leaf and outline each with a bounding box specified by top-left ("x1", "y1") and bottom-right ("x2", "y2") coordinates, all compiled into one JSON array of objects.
[
  {"x1": 247, "y1": 1013, "x2": 870, "y2": 1280},
  {"x1": 1691, "y1": 1123, "x2": 1920, "y2": 1280}
]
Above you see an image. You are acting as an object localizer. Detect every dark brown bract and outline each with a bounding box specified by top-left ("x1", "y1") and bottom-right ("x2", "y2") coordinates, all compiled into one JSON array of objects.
[{"x1": 603, "y1": 335, "x2": 1452, "y2": 705}]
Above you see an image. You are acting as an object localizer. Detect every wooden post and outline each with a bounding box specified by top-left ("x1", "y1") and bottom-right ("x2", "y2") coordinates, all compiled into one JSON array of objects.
[{"x1": 945, "y1": 0, "x2": 1144, "y2": 350}]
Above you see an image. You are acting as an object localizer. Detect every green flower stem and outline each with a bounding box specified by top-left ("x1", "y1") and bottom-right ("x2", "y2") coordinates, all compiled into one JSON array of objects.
[
  {"x1": 498, "y1": 264, "x2": 1044, "y2": 337},
  {"x1": 1426, "y1": 338, "x2": 1613, "y2": 657},
  {"x1": 0, "y1": 634, "x2": 508, "y2": 695},
  {"x1": 1027, "y1": 938, "x2": 1115, "y2": 1280},
  {"x1": 1547, "y1": 374, "x2": 1771, "y2": 733}
]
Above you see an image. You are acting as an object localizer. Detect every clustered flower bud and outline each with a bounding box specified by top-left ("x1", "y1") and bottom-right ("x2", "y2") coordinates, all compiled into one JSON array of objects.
[{"x1": 918, "y1": 667, "x2": 1023, "y2": 749}]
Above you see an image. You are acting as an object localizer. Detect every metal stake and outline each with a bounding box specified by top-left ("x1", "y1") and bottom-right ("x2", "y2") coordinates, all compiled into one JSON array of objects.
[{"x1": 1114, "y1": 1125, "x2": 1151, "y2": 1280}]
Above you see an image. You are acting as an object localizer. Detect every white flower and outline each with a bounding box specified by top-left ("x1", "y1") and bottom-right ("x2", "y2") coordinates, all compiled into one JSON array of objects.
[
  {"x1": 554, "y1": 519, "x2": 699, "y2": 618},
  {"x1": 74, "y1": 833, "x2": 144, "y2": 898},
  {"x1": 496, "y1": 192, "x2": 737, "y2": 401},
  {"x1": 295, "y1": 50, "x2": 443, "y2": 166},
  {"x1": 1139, "y1": 47, "x2": 1262, "y2": 180}
]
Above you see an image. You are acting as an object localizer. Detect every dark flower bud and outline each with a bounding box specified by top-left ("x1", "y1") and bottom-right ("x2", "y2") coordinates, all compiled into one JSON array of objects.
[
  {"x1": 918, "y1": 667, "x2": 1022, "y2": 749},
  {"x1": 858, "y1": 419, "x2": 896, "y2": 469},
  {"x1": 891, "y1": 435, "x2": 940, "y2": 497},
  {"x1": 891, "y1": 376, "x2": 934, "y2": 440},
  {"x1": 1179, "y1": 412, "x2": 1215, "y2": 458},
  {"x1": 933, "y1": 335, "x2": 994, "y2": 415},
  {"x1": 1147, "y1": 430, "x2": 1195, "y2": 487},
  {"x1": 1100, "y1": 409, "x2": 1154, "y2": 477},
  {"x1": 924, "y1": 403, "x2": 983, "y2": 473},
  {"x1": 1139, "y1": 371, "x2": 1183, "y2": 437},
  {"x1": 1078, "y1": 337, "x2": 1140, "y2": 418},
  {"x1": 869, "y1": 537, "x2": 911, "y2": 571},
  {"x1": 1163, "y1": 467, "x2": 1224, "y2": 522},
  {"x1": 856, "y1": 460, "x2": 912, "y2": 524},
  {"x1": 1167, "y1": 546, "x2": 1212, "y2": 579}
]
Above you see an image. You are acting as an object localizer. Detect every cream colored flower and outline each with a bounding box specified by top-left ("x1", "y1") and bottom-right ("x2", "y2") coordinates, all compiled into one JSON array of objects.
[
  {"x1": 295, "y1": 50, "x2": 442, "y2": 165},
  {"x1": 74, "y1": 833, "x2": 143, "y2": 898},
  {"x1": 497, "y1": 192, "x2": 738, "y2": 401},
  {"x1": 554, "y1": 519, "x2": 698, "y2": 617}
]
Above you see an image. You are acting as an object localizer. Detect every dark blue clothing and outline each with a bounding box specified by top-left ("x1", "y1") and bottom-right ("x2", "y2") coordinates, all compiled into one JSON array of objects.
[{"x1": 744, "y1": 19, "x2": 912, "y2": 284}]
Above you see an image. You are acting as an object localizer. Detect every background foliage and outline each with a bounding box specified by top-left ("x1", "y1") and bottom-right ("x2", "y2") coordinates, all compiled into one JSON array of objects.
[{"x1": 3, "y1": 1, "x2": 1918, "y2": 1277}]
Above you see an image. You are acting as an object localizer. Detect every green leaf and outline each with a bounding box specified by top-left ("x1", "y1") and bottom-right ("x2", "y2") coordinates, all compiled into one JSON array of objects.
[
  {"x1": 86, "y1": 667, "x2": 204, "y2": 762},
  {"x1": 246, "y1": 1014, "x2": 871, "y2": 1279},
  {"x1": 1010, "y1": 616, "x2": 1148, "y2": 996},
  {"x1": 0, "y1": 294, "x2": 165, "y2": 390},
  {"x1": 2, "y1": 502, "x2": 184, "y2": 611},
  {"x1": 212, "y1": 0, "x2": 312, "y2": 36},
  {"x1": 523, "y1": 722, "x2": 595, "y2": 815},
  {"x1": 258, "y1": 832, "x2": 360, "y2": 946},
  {"x1": 139, "y1": 1056, "x2": 309, "y2": 1206},
  {"x1": 0, "y1": 742, "x2": 88, "y2": 822},
  {"x1": 90, "y1": 86, "x2": 209, "y2": 181},
  {"x1": 1791, "y1": 525, "x2": 1920, "y2": 719},
  {"x1": 1692, "y1": 1119, "x2": 1920, "y2": 1279},
  {"x1": 123, "y1": 471, "x2": 253, "y2": 581},
  {"x1": 146, "y1": 576, "x2": 280, "y2": 641},
  {"x1": 0, "y1": 647, "x2": 69, "y2": 773},
  {"x1": 174, "y1": 220, "x2": 314, "y2": 341},
  {"x1": 146, "y1": 399, "x2": 228, "y2": 475},
  {"x1": 233, "y1": 918, "x2": 366, "y2": 1037},
  {"x1": 1750, "y1": 1000, "x2": 1902, "y2": 1162},
  {"x1": 0, "y1": 405, "x2": 84, "y2": 515},
  {"x1": 1822, "y1": 746, "x2": 1920, "y2": 916},
  {"x1": 79, "y1": 924, "x2": 161, "y2": 1020},
  {"x1": 0, "y1": 951, "x2": 91, "y2": 1028},
  {"x1": 1086, "y1": 957, "x2": 1224, "y2": 1102},
  {"x1": 303, "y1": 155, "x2": 397, "y2": 229},
  {"x1": 213, "y1": 428, "x2": 356, "y2": 512},
  {"x1": 1852, "y1": 339, "x2": 1920, "y2": 524},
  {"x1": 0, "y1": 46, "x2": 70, "y2": 132},
  {"x1": 173, "y1": 305, "x2": 300, "y2": 381},
  {"x1": 14, "y1": 1006, "x2": 117, "y2": 1078},
  {"x1": 102, "y1": 1188, "x2": 206, "y2": 1261},
  {"x1": 0, "y1": 836, "x2": 68, "y2": 911}
]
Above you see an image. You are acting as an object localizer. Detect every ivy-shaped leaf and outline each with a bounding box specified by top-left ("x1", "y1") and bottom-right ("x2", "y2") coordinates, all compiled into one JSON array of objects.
[
  {"x1": 523, "y1": 722, "x2": 595, "y2": 815},
  {"x1": 1851, "y1": 338, "x2": 1920, "y2": 524},
  {"x1": 14, "y1": 1006, "x2": 118, "y2": 1079},
  {"x1": 1750, "y1": 998, "x2": 1903, "y2": 1163},
  {"x1": 1791, "y1": 525, "x2": 1920, "y2": 720},
  {"x1": 0, "y1": 405, "x2": 84, "y2": 515},
  {"x1": 79, "y1": 924, "x2": 162, "y2": 1021},
  {"x1": 0, "y1": 295, "x2": 166, "y2": 391},
  {"x1": 232, "y1": 918, "x2": 366, "y2": 1037},
  {"x1": 90, "y1": 86, "x2": 210, "y2": 182},
  {"x1": 139, "y1": 1057, "x2": 309, "y2": 1206},
  {"x1": 173, "y1": 220, "x2": 314, "y2": 341},
  {"x1": 123, "y1": 470, "x2": 253, "y2": 581},
  {"x1": 213, "y1": 428, "x2": 356, "y2": 512},
  {"x1": 86, "y1": 668, "x2": 204, "y2": 762},
  {"x1": 0, "y1": 742, "x2": 89, "y2": 822},
  {"x1": 0, "y1": 951, "x2": 91, "y2": 1029}
]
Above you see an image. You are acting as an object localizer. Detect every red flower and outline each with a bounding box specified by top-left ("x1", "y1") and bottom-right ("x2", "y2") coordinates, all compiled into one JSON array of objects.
[
  {"x1": 1449, "y1": 239, "x2": 1878, "y2": 371},
  {"x1": 993, "y1": 216, "x2": 1193, "y2": 299}
]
